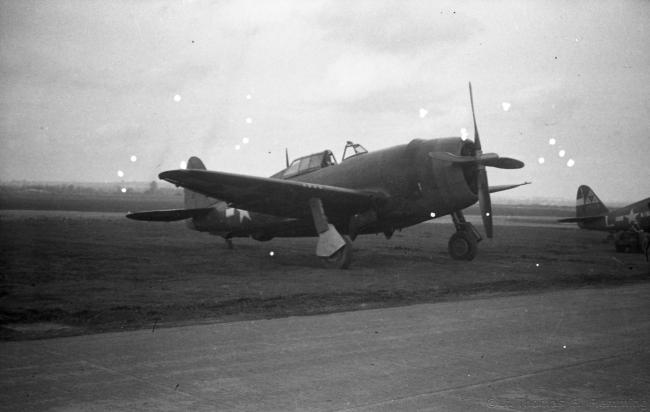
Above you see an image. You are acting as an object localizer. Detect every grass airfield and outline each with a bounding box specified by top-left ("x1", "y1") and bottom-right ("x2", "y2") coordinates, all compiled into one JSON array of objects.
[{"x1": 1, "y1": 190, "x2": 648, "y2": 340}]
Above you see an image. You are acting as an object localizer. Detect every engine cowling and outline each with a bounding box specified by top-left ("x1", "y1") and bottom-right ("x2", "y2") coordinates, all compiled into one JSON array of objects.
[{"x1": 412, "y1": 138, "x2": 479, "y2": 216}]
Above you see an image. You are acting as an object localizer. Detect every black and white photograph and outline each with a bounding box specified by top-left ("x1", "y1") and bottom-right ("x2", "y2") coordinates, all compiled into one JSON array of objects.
[{"x1": 1, "y1": 1, "x2": 649, "y2": 410}]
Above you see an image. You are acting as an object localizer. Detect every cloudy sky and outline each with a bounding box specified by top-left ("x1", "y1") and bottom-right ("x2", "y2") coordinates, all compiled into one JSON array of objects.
[{"x1": 1, "y1": 0, "x2": 648, "y2": 203}]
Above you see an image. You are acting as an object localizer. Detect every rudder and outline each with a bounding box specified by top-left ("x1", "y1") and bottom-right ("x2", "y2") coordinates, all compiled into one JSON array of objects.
[{"x1": 576, "y1": 185, "x2": 608, "y2": 218}]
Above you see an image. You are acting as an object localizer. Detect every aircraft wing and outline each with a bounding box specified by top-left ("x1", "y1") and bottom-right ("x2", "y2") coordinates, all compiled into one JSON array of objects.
[
  {"x1": 489, "y1": 182, "x2": 531, "y2": 194},
  {"x1": 159, "y1": 169, "x2": 385, "y2": 219}
]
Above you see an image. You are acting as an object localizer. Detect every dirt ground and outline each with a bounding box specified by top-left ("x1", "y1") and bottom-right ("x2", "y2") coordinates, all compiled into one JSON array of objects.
[{"x1": 1, "y1": 207, "x2": 648, "y2": 340}]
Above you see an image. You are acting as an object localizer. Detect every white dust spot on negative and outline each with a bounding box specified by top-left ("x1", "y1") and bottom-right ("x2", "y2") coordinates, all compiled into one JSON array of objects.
[
  {"x1": 536, "y1": 263, "x2": 540, "y2": 267},
  {"x1": 173, "y1": 94, "x2": 181, "y2": 102},
  {"x1": 538, "y1": 157, "x2": 545, "y2": 164},
  {"x1": 235, "y1": 145, "x2": 241, "y2": 150},
  {"x1": 501, "y1": 102, "x2": 511, "y2": 112},
  {"x1": 130, "y1": 155, "x2": 137, "y2": 162},
  {"x1": 419, "y1": 108, "x2": 428, "y2": 118},
  {"x1": 117, "y1": 170, "x2": 124, "y2": 178},
  {"x1": 485, "y1": 212, "x2": 491, "y2": 217},
  {"x1": 246, "y1": 94, "x2": 252, "y2": 100},
  {"x1": 121, "y1": 187, "x2": 127, "y2": 193},
  {"x1": 269, "y1": 251, "x2": 274, "y2": 256},
  {"x1": 179, "y1": 161, "x2": 187, "y2": 169},
  {"x1": 242, "y1": 137, "x2": 250, "y2": 144},
  {"x1": 460, "y1": 128, "x2": 469, "y2": 141},
  {"x1": 567, "y1": 158, "x2": 575, "y2": 167},
  {"x1": 563, "y1": 345, "x2": 567, "y2": 349},
  {"x1": 549, "y1": 138, "x2": 556, "y2": 145},
  {"x1": 245, "y1": 117, "x2": 253, "y2": 124},
  {"x1": 558, "y1": 149, "x2": 566, "y2": 158},
  {"x1": 430, "y1": 212, "x2": 436, "y2": 218}
]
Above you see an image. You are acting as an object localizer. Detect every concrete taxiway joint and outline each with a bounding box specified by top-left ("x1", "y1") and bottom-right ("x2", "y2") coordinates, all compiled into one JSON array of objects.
[{"x1": 309, "y1": 197, "x2": 346, "y2": 257}]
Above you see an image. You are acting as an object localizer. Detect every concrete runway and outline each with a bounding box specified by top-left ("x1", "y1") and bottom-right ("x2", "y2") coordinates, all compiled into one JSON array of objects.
[{"x1": 2, "y1": 285, "x2": 649, "y2": 411}]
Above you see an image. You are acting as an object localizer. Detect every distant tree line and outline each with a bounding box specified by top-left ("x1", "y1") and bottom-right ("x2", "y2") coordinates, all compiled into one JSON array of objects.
[{"x1": 0, "y1": 182, "x2": 182, "y2": 196}]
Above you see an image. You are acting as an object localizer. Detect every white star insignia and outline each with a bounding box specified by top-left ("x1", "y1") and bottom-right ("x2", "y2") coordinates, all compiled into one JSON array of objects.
[
  {"x1": 238, "y1": 210, "x2": 251, "y2": 222},
  {"x1": 226, "y1": 208, "x2": 251, "y2": 222}
]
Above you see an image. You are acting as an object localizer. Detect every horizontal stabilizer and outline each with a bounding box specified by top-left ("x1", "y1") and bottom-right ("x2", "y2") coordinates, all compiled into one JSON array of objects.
[
  {"x1": 126, "y1": 207, "x2": 213, "y2": 222},
  {"x1": 557, "y1": 215, "x2": 605, "y2": 223},
  {"x1": 488, "y1": 182, "x2": 531, "y2": 194}
]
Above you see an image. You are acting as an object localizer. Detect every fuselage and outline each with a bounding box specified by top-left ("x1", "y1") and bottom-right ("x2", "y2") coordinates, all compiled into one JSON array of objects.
[
  {"x1": 191, "y1": 137, "x2": 480, "y2": 239},
  {"x1": 579, "y1": 198, "x2": 650, "y2": 232}
]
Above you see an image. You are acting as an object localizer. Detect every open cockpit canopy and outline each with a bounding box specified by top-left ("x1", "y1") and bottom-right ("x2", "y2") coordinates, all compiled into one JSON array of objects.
[
  {"x1": 276, "y1": 141, "x2": 368, "y2": 179},
  {"x1": 342, "y1": 141, "x2": 368, "y2": 161}
]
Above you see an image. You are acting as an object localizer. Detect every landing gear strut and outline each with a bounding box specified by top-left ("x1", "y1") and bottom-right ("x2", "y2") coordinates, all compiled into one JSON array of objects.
[{"x1": 448, "y1": 211, "x2": 481, "y2": 261}]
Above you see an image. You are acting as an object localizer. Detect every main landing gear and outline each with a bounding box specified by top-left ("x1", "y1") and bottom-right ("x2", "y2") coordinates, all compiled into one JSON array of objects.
[
  {"x1": 320, "y1": 235, "x2": 353, "y2": 269},
  {"x1": 309, "y1": 198, "x2": 353, "y2": 269},
  {"x1": 448, "y1": 211, "x2": 482, "y2": 261}
]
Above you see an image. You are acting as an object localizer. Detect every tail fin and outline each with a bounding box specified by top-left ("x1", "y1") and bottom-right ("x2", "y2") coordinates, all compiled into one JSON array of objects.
[
  {"x1": 576, "y1": 185, "x2": 608, "y2": 218},
  {"x1": 184, "y1": 156, "x2": 215, "y2": 209}
]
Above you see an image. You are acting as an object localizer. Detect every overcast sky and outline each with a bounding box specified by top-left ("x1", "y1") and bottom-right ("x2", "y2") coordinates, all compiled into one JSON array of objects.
[{"x1": 1, "y1": 0, "x2": 648, "y2": 203}]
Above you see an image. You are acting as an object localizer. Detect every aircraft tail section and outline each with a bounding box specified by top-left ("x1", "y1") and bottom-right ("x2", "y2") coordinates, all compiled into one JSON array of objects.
[
  {"x1": 184, "y1": 156, "x2": 216, "y2": 209},
  {"x1": 558, "y1": 185, "x2": 608, "y2": 226},
  {"x1": 126, "y1": 156, "x2": 217, "y2": 223},
  {"x1": 575, "y1": 185, "x2": 608, "y2": 218},
  {"x1": 126, "y1": 208, "x2": 213, "y2": 222}
]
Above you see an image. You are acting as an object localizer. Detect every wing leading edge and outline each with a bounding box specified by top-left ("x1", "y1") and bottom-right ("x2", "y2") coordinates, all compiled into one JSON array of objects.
[
  {"x1": 159, "y1": 169, "x2": 384, "y2": 219},
  {"x1": 488, "y1": 181, "x2": 531, "y2": 194}
]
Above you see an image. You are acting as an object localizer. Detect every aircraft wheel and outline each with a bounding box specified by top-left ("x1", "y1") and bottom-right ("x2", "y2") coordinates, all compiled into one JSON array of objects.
[
  {"x1": 448, "y1": 231, "x2": 478, "y2": 261},
  {"x1": 321, "y1": 236, "x2": 353, "y2": 269}
]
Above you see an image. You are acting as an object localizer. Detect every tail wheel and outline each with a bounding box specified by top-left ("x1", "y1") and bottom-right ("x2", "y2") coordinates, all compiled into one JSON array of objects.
[
  {"x1": 448, "y1": 231, "x2": 478, "y2": 261},
  {"x1": 320, "y1": 235, "x2": 353, "y2": 269}
]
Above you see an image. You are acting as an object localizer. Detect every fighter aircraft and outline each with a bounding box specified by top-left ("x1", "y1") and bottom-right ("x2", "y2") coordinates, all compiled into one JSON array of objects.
[
  {"x1": 558, "y1": 185, "x2": 650, "y2": 252},
  {"x1": 127, "y1": 84, "x2": 528, "y2": 268}
]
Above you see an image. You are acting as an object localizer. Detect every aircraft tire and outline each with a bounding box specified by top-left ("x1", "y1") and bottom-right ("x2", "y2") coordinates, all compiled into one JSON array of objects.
[
  {"x1": 448, "y1": 231, "x2": 478, "y2": 261},
  {"x1": 320, "y1": 235, "x2": 353, "y2": 269}
]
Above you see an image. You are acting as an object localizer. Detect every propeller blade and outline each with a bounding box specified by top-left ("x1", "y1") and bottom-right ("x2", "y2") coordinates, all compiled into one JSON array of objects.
[
  {"x1": 469, "y1": 82, "x2": 481, "y2": 151},
  {"x1": 478, "y1": 153, "x2": 499, "y2": 165},
  {"x1": 477, "y1": 167, "x2": 493, "y2": 238},
  {"x1": 480, "y1": 154, "x2": 525, "y2": 169},
  {"x1": 428, "y1": 152, "x2": 476, "y2": 164},
  {"x1": 430, "y1": 152, "x2": 524, "y2": 170},
  {"x1": 491, "y1": 157, "x2": 524, "y2": 169}
]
